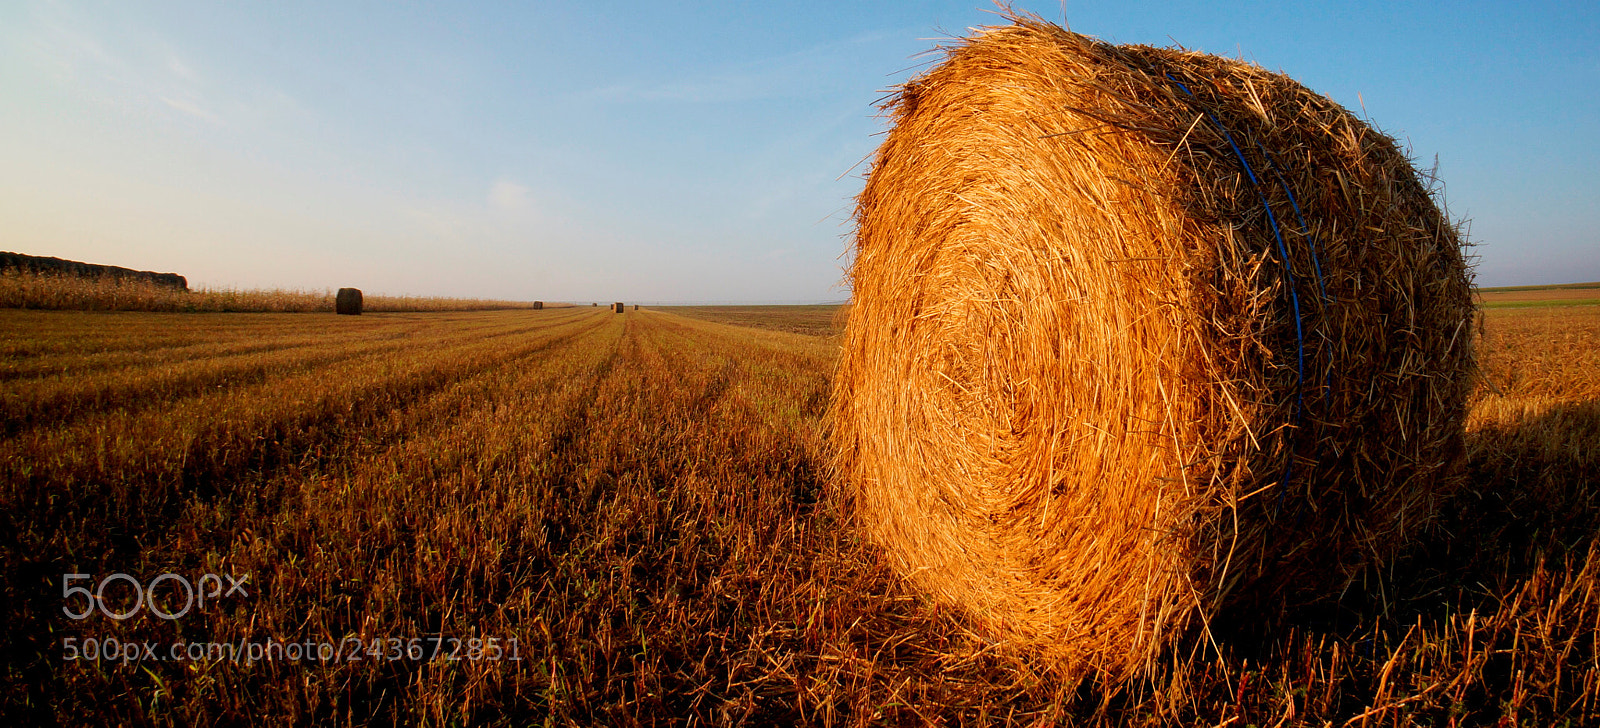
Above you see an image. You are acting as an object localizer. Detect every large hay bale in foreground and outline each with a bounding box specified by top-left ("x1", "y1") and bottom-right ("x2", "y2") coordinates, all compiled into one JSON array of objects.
[
  {"x1": 335, "y1": 288, "x2": 363, "y2": 315},
  {"x1": 613, "y1": 302, "x2": 625, "y2": 313},
  {"x1": 533, "y1": 300, "x2": 544, "y2": 310},
  {"x1": 832, "y1": 19, "x2": 1474, "y2": 680}
]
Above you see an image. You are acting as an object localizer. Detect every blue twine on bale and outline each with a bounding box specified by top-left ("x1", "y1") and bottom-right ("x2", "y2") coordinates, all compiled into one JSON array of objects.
[
  {"x1": 1251, "y1": 138, "x2": 1330, "y2": 307},
  {"x1": 1250, "y1": 136, "x2": 1334, "y2": 397},
  {"x1": 1164, "y1": 73, "x2": 1309, "y2": 510}
]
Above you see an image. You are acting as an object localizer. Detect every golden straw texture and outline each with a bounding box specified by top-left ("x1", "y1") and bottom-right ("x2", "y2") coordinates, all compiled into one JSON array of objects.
[{"x1": 831, "y1": 18, "x2": 1475, "y2": 681}]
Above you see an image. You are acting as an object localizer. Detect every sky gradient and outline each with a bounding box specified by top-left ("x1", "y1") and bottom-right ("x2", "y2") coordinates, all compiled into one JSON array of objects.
[{"x1": 2, "y1": 1, "x2": 1595, "y2": 302}]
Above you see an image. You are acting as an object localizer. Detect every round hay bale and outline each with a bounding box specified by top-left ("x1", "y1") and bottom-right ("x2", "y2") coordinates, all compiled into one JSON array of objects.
[
  {"x1": 831, "y1": 18, "x2": 1474, "y2": 680},
  {"x1": 613, "y1": 302, "x2": 625, "y2": 313},
  {"x1": 335, "y1": 287, "x2": 363, "y2": 316},
  {"x1": 533, "y1": 300, "x2": 544, "y2": 310}
]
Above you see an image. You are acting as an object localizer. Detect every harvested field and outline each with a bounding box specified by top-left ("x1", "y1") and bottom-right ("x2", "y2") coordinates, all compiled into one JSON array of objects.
[
  {"x1": 1, "y1": 305, "x2": 1596, "y2": 725},
  {"x1": 1476, "y1": 282, "x2": 1600, "y2": 308}
]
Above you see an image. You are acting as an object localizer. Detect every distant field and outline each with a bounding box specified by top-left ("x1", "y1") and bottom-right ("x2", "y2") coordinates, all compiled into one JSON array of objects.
[
  {"x1": 1476, "y1": 281, "x2": 1600, "y2": 308},
  {"x1": 2, "y1": 305, "x2": 1597, "y2": 725},
  {"x1": 0, "y1": 270, "x2": 548, "y2": 312},
  {"x1": 659, "y1": 304, "x2": 845, "y2": 336}
]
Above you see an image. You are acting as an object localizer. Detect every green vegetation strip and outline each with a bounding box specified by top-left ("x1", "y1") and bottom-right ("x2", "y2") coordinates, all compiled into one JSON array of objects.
[
  {"x1": 1479, "y1": 298, "x2": 1600, "y2": 309},
  {"x1": 1476, "y1": 281, "x2": 1600, "y2": 293}
]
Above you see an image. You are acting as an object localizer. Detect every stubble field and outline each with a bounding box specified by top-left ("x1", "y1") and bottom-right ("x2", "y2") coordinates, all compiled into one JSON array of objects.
[{"x1": 2, "y1": 303, "x2": 1597, "y2": 726}]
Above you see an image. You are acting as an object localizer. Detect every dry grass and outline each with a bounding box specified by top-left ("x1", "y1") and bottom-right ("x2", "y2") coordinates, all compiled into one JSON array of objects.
[
  {"x1": 0, "y1": 270, "x2": 542, "y2": 313},
  {"x1": 0, "y1": 304, "x2": 1594, "y2": 725},
  {"x1": 834, "y1": 17, "x2": 1474, "y2": 680}
]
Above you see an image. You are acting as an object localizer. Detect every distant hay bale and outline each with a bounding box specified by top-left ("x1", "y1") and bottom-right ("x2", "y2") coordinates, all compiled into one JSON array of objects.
[
  {"x1": 335, "y1": 288, "x2": 363, "y2": 316},
  {"x1": 592, "y1": 302, "x2": 598, "y2": 307},
  {"x1": 613, "y1": 302, "x2": 625, "y2": 313},
  {"x1": 634, "y1": 304, "x2": 639, "y2": 310},
  {"x1": 831, "y1": 18, "x2": 1475, "y2": 681},
  {"x1": 533, "y1": 300, "x2": 543, "y2": 310}
]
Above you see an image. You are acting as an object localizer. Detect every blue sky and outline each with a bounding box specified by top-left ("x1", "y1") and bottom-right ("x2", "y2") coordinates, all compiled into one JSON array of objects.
[{"x1": 1, "y1": 2, "x2": 1595, "y2": 302}]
